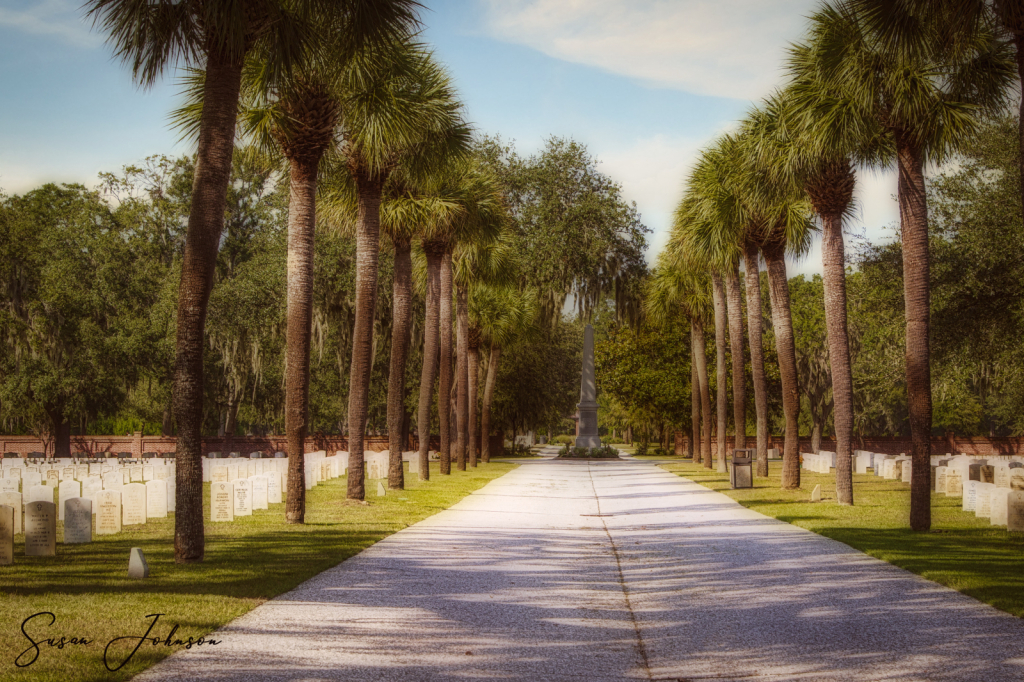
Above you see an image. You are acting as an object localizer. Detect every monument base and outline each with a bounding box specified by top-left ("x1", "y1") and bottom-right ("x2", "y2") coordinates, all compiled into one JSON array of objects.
[{"x1": 575, "y1": 435, "x2": 602, "y2": 448}]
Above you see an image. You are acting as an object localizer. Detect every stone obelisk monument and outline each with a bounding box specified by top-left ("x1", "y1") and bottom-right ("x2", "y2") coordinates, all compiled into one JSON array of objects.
[{"x1": 576, "y1": 324, "x2": 601, "y2": 448}]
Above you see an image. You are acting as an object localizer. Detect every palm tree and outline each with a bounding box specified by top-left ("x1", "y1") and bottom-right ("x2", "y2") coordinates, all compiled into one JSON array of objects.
[
  {"x1": 87, "y1": 0, "x2": 419, "y2": 560},
  {"x1": 724, "y1": 265, "x2": 747, "y2": 454},
  {"x1": 684, "y1": 133, "x2": 815, "y2": 488},
  {"x1": 710, "y1": 272, "x2": 729, "y2": 473},
  {"x1": 802, "y1": 0, "x2": 1013, "y2": 525},
  {"x1": 647, "y1": 254, "x2": 714, "y2": 468},
  {"x1": 849, "y1": 0, "x2": 1024, "y2": 200},
  {"x1": 340, "y1": 42, "x2": 470, "y2": 499},
  {"x1": 473, "y1": 284, "x2": 538, "y2": 462},
  {"x1": 742, "y1": 239, "x2": 769, "y2": 476}
]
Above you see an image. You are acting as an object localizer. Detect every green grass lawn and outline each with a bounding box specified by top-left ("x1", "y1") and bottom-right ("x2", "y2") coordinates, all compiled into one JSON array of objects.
[
  {"x1": 0, "y1": 462, "x2": 515, "y2": 682},
  {"x1": 659, "y1": 460, "x2": 1024, "y2": 618}
]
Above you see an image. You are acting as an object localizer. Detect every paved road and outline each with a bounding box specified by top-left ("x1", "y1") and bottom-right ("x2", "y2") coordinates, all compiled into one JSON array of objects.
[{"x1": 140, "y1": 459, "x2": 1024, "y2": 681}]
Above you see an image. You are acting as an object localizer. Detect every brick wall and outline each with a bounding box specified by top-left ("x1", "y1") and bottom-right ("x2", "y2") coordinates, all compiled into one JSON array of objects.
[{"x1": 675, "y1": 435, "x2": 1024, "y2": 457}]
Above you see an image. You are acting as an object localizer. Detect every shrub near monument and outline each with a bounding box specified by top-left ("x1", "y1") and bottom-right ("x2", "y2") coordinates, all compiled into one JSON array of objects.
[{"x1": 557, "y1": 444, "x2": 619, "y2": 459}]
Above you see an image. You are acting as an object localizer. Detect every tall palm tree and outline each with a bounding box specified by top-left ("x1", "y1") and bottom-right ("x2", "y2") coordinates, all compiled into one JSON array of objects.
[
  {"x1": 742, "y1": 239, "x2": 769, "y2": 476},
  {"x1": 88, "y1": 0, "x2": 419, "y2": 560},
  {"x1": 710, "y1": 272, "x2": 729, "y2": 473},
  {"x1": 647, "y1": 254, "x2": 714, "y2": 468},
  {"x1": 473, "y1": 284, "x2": 538, "y2": 462},
  {"x1": 802, "y1": 0, "x2": 1013, "y2": 526},
  {"x1": 850, "y1": 0, "x2": 1024, "y2": 201},
  {"x1": 725, "y1": 265, "x2": 746, "y2": 454},
  {"x1": 340, "y1": 41, "x2": 470, "y2": 499}
]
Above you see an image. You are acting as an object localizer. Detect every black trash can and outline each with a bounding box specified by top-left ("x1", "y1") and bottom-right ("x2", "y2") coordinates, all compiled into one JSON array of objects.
[{"x1": 730, "y1": 449, "x2": 753, "y2": 489}]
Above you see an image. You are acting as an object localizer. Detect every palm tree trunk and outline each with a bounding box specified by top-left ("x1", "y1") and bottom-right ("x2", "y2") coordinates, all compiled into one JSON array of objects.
[
  {"x1": 1015, "y1": 35, "x2": 1024, "y2": 205},
  {"x1": 438, "y1": 249, "x2": 454, "y2": 474},
  {"x1": 387, "y1": 238, "x2": 413, "y2": 490},
  {"x1": 455, "y1": 284, "x2": 469, "y2": 471},
  {"x1": 897, "y1": 138, "x2": 932, "y2": 531},
  {"x1": 481, "y1": 344, "x2": 501, "y2": 463},
  {"x1": 468, "y1": 340, "x2": 479, "y2": 467},
  {"x1": 284, "y1": 154, "x2": 321, "y2": 523},
  {"x1": 725, "y1": 264, "x2": 746, "y2": 453},
  {"x1": 762, "y1": 241, "x2": 801, "y2": 489},
  {"x1": 415, "y1": 241, "x2": 444, "y2": 480},
  {"x1": 744, "y1": 241, "x2": 769, "y2": 477},
  {"x1": 172, "y1": 56, "x2": 243, "y2": 564},
  {"x1": 711, "y1": 273, "x2": 728, "y2": 473},
  {"x1": 690, "y1": 342, "x2": 699, "y2": 461},
  {"x1": 691, "y1": 319, "x2": 713, "y2": 468},
  {"x1": 345, "y1": 167, "x2": 385, "y2": 501},
  {"x1": 821, "y1": 211, "x2": 855, "y2": 505}
]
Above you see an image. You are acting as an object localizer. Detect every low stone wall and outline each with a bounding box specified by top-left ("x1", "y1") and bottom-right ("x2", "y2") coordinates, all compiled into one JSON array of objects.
[{"x1": 1, "y1": 432, "x2": 504, "y2": 458}]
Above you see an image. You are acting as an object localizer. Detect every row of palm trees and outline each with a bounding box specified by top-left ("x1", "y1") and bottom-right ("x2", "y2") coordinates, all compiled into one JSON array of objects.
[
  {"x1": 86, "y1": 0, "x2": 540, "y2": 563},
  {"x1": 655, "y1": 0, "x2": 1017, "y2": 530}
]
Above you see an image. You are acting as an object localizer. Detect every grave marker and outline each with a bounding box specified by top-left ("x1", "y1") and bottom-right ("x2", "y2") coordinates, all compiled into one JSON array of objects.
[
  {"x1": 267, "y1": 471, "x2": 282, "y2": 505},
  {"x1": 250, "y1": 476, "x2": 268, "y2": 510},
  {"x1": 991, "y1": 488, "x2": 1011, "y2": 526},
  {"x1": 58, "y1": 480, "x2": 80, "y2": 521},
  {"x1": 0, "y1": 478, "x2": 18, "y2": 494},
  {"x1": 63, "y1": 498, "x2": 92, "y2": 544},
  {"x1": 121, "y1": 483, "x2": 147, "y2": 525},
  {"x1": 0, "y1": 505, "x2": 13, "y2": 564},
  {"x1": 0, "y1": 492, "x2": 22, "y2": 534},
  {"x1": 976, "y1": 483, "x2": 996, "y2": 518},
  {"x1": 145, "y1": 480, "x2": 167, "y2": 519},
  {"x1": 233, "y1": 479, "x2": 252, "y2": 516},
  {"x1": 24, "y1": 501, "x2": 55, "y2": 556},
  {"x1": 210, "y1": 482, "x2": 233, "y2": 522},
  {"x1": 1008, "y1": 491, "x2": 1024, "y2": 532},
  {"x1": 95, "y1": 490, "x2": 121, "y2": 535},
  {"x1": 946, "y1": 469, "x2": 964, "y2": 497},
  {"x1": 27, "y1": 484, "x2": 53, "y2": 505},
  {"x1": 82, "y1": 476, "x2": 102, "y2": 506}
]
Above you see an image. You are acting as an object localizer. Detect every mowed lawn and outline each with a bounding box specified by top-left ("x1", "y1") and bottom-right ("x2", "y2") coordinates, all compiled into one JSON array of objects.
[
  {"x1": 0, "y1": 462, "x2": 516, "y2": 682},
  {"x1": 658, "y1": 459, "x2": 1024, "y2": 618}
]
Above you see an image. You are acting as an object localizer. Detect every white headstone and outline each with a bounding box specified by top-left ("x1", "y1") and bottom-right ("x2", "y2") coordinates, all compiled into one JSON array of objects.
[
  {"x1": 249, "y1": 476, "x2": 268, "y2": 510},
  {"x1": 129, "y1": 465, "x2": 144, "y2": 482},
  {"x1": 233, "y1": 479, "x2": 252, "y2": 516},
  {"x1": 946, "y1": 468, "x2": 964, "y2": 497},
  {"x1": 145, "y1": 479, "x2": 167, "y2": 519},
  {"x1": 24, "y1": 501, "x2": 56, "y2": 556},
  {"x1": 63, "y1": 498, "x2": 92, "y2": 544},
  {"x1": 121, "y1": 483, "x2": 147, "y2": 525},
  {"x1": 0, "y1": 492, "x2": 22, "y2": 534},
  {"x1": 901, "y1": 461, "x2": 912, "y2": 483},
  {"x1": 0, "y1": 477, "x2": 18, "y2": 494},
  {"x1": 22, "y1": 471, "x2": 42, "y2": 490},
  {"x1": 1008, "y1": 491, "x2": 1024, "y2": 532},
  {"x1": 58, "y1": 480, "x2": 81, "y2": 521},
  {"x1": 26, "y1": 484, "x2": 53, "y2": 505},
  {"x1": 128, "y1": 547, "x2": 149, "y2": 579},
  {"x1": 963, "y1": 481, "x2": 979, "y2": 512},
  {"x1": 990, "y1": 488, "x2": 1011, "y2": 526},
  {"x1": 976, "y1": 482, "x2": 996, "y2": 519},
  {"x1": 266, "y1": 470, "x2": 282, "y2": 505},
  {"x1": 142, "y1": 465, "x2": 154, "y2": 481},
  {"x1": 95, "y1": 490, "x2": 122, "y2": 535},
  {"x1": 210, "y1": 482, "x2": 234, "y2": 522},
  {"x1": 82, "y1": 476, "x2": 102, "y2": 507},
  {"x1": 211, "y1": 466, "x2": 228, "y2": 483},
  {"x1": 0, "y1": 504, "x2": 13, "y2": 564}
]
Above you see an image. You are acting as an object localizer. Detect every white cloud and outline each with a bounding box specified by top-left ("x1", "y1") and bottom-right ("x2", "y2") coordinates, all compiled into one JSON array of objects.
[
  {"x1": 480, "y1": 0, "x2": 819, "y2": 100},
  {"x1": 0, "y1": 0, "x2": 101, "y2": 48}
]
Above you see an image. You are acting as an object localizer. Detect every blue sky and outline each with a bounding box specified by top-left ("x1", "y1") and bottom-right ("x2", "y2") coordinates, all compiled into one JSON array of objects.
[{"x1": 0, "y1": 0, "x2": 900, "y2": 273}]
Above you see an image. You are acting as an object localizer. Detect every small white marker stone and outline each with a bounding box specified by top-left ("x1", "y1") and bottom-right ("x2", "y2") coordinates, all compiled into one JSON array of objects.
[
  {"x1": 377, "y1": 481, "x2": 386, "y2": 497},
  {"x1": 128, "y1": 547, "x2": 149, "y2": 579},
  {"x1": 811, "y1": 484, "x2": 822, "y2": 502}
]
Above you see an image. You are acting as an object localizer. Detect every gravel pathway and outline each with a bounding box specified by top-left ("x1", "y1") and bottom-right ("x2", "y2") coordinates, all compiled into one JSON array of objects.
[{"x1": 139, "y1": 459, "x2": 1024, "y2": 681}]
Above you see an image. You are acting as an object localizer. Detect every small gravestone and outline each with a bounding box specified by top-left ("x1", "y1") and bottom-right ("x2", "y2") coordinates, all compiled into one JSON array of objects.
[
  {"x1": 95, "y1": 490, "x2": 122, "y2": 535},
  {"x1": 976, "y1": 483, "x2": 996, "y2": 519},
  {"x1": 128, "y1": 547, "x2": 149, "y2": 579},
  {"x1": 63, "y1": 498, "x2": 92, "y2": 544},
  {"x1": 250, "y1": 476, "x2": 268, "y2": 510},
  {"x1": 142, "y1": 465, "x2": 154, "y2": 481},
  {"x1": 946, "y1": 469, "x2": 964, "y2": 497},
  {"x1": 994, "y1": 465, "x2": 1011, "y2": 489},
  {"x1": 82, "y1": 476, "x2": 102, "y2": 506},
  {"x1": 211, "y1": 466, "x2": 228, "y2": 483},
  {"x1": 811, "y1": 484, "x2": 821, "y2": 502},
  {"x1": 75, "y1": 465, "x2": 89, "y2": 480},
  {"x1": 121, "y1": 483, "x2": 147, "y2": 526},
  {"x1": 1011, "y1": 470, "x2": 1024, "y2": 491},
  {"x1": 980, "y1": 465, "x2": 995, "y2": 484},
  {"x1": 990, "y1": 488, "x2": 1011, "y2": 526},
  {"x1": 129, "y1": 465, "x2": 143, "y2": 482},
  {"x1": 58, "y1": 480, "x2": 80, "y2": 521},
  {"x1": 226, "y1": 463, "x2": 239, "y2": 482},
  {"x1": 0, "y1": 492, "x2": 22, "y2": 534},
  {"x1": 233, "y1": 479, "x2": 252, "y2": 516},
  {"x1": 22, "y1": 472, "x2": 42, "y2": 490},
  {"x1": 102, "y1": 471, "x2": 122, "y2": 491},
  {"x1": 1008, "y1": 491, "x2": 1024, "y2": 532},
  {"x1": 166, "y1": 476, "x2": 175, "y2": 513},
  {"x1": 27, "y1": 484, "x2": 53, "y2": 505},
  {"x1": 377, "y1": 481, "x2": 387, "y2": 497},
  {"x1": 45, "y1": 469, "x2": 59, "y2": 484},
  {"x1": 936, "y1": 466, "x2": 948, "y2": 492},
  {"x1": 0, "y1": 505, "x2": 14, "y2": 565},
  {"x1": 210, "y1": 482, "x2": 234, "y2": 522},
  {"x1": 24, "y1": 501, "x2": 56, "y2": 556},
  {"x1": 246, "y1": 461, "x2": 256, "y2": 478},
  {"x1": 0, "y1": 477, "x2": 18, "y2": 494},
  {"x1": 62, "y1": 467, "x2": 75, "y2": 481},
  {"x1": 145, "y1": 479, "x2": 167, "y2": 519},
  {"x1": 963, "y1": 481, "x2": 979, "y2": 512},
  {"x1": 266, "y1": 471, "x2": 282, "y2": 505}
]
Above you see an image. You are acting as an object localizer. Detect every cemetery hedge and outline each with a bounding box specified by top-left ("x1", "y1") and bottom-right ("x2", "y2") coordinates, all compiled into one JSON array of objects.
[
  {"x1": 660, "y1": 461, "x2": 1024, "y2": 618},
  {"x1": 0, "y1": 462, "x2": 515, "y2": 682}
]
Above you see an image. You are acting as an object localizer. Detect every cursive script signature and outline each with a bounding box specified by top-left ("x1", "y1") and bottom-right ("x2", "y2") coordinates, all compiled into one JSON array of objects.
[{"x1": 16, "y1": 612, "x2": 221, "y2": 671}]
